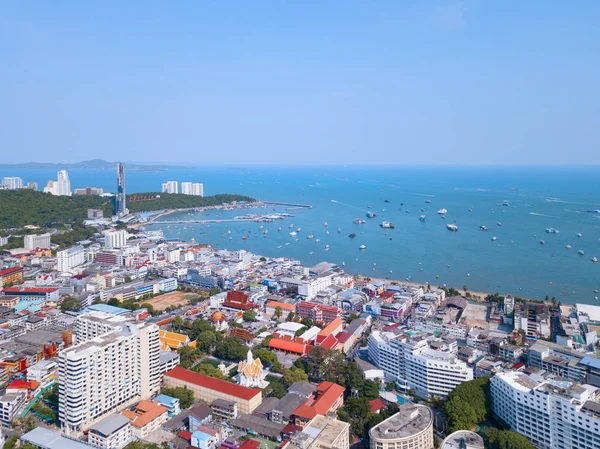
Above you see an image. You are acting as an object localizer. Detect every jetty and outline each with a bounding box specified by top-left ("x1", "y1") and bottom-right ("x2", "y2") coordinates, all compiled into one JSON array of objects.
[{"x1": 262, "y1": 201, "x2": 313, "y2": 209}]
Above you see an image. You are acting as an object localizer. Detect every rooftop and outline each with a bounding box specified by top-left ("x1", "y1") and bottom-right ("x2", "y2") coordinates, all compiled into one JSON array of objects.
[
  {"x1": 89, "y1": 413, "x2": 131, "y2": 437},
  {"x1": 369, "y1": 405, "x2": 433, "y2": 441},
  {"x1": 21, "y1": 427, "x2": 92, "y2": 449},
  {"x1": 441, "y1": 431, "x2": 485, "y2": 449}
]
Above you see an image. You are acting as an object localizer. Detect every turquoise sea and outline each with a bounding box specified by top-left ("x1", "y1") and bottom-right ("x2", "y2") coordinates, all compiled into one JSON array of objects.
[{"x1": 4, "y1": 166, "x2": 600, "y2": 303}]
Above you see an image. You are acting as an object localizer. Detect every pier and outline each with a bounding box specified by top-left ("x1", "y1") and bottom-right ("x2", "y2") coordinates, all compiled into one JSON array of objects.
[{"x1": 262, "y1": 201, "x2": 313, "y2": 209}]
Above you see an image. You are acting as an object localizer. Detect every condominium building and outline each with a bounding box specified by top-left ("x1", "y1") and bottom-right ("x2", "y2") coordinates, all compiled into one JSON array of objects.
[
  {"x1": 163, "y1": 367, "x2": 263, "y2": 414},
  {"x1": 56, "y1": 245, "x2": 85, "y2": 272},
  {"x1": 181, "y1": 182, "x2": 204, "y2": 196},
  {"x1": 104, "y1": 230, "x2": 129, "y2": 249},
  {"x1": 161, "y1": 181, "x2": 178, "y2": 194},
  {"x1": 58, "y1": 311, "x2": 161, "y2": 434},
  {"x1": 528, "y1": 340, "x2": 585, "y2": 382},
  {"x1": 369, "y1": 405, "x2": 434, "y2": 449},
  {"x1": 368, "y1": 329, "x2": 473, "y2": 397},
  {"x1": 24, "y1": 233, "x2": 52, "y2": 250},
  {"x1": 491, "y1": 370, "x2": 600, "y2": 449},
  {"x1": 1, "y1": 177, "x2": 23, "y2": 190},
  {"x1": 44, "y1": 170, "x2": 71, "y2": 196}
]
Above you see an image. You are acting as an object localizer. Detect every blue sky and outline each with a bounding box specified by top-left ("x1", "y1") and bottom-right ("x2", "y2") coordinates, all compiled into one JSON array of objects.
[{"x1": 1, "y1": 1, "x2": 599, "y2": 165}]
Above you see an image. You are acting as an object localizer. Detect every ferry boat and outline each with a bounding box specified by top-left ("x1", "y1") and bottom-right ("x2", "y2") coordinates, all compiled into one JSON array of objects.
[
  {"x1": 359, "y1": 245, "x2": 367, "y2": 250},
  {"x1": 447, "y1": 224, "x2": 459, "y2": 231},
  {"x1": 480, "y1": 225, "x2": 488, "y2": 231},
  {"x1": 366, "y1": 211, "x2": 377, "y2": 219},
  {"x1": 437, "y1": 208, "x2": 448, "y2": 214},
  {"x1": 380, "y1": 221, "x2": 395, "y2": 229},
  {"x1": 289, "y1": 231, "x2": 297, "y2": 236},
  {"x1": 353, "y1": 218, "x2": 366, "y2": 224},
  {"x1": 545, "y1": 228, "x2": 559, "y2": 234},
  {"x1": 579, "y1": 250, "x2": 585, "y2": 255},
  {"x1": 419, "y1": 215, "x2": 426, "y2": 222},
  {"x1": 307, "y1": 234, "x2": 315, "y2": 239},
  {"x1": 349, "y1": 233, "x2": 357, "y2": 238}
]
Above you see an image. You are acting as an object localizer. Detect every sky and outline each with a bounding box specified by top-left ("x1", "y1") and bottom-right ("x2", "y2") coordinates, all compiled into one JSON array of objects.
[{"x1": 1, "y1": 1, "x2": 599, "y2": 166}]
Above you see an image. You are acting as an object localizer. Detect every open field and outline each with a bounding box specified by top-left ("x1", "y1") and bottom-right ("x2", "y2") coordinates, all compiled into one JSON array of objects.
[{"x1": 143, "y1": 290, "x2": 199, "y2": 311}]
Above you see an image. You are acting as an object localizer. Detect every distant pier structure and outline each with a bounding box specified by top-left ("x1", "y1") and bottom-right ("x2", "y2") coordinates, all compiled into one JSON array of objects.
[{"x1": 262, "y1": 201, "x2": 313, "y2": 209}]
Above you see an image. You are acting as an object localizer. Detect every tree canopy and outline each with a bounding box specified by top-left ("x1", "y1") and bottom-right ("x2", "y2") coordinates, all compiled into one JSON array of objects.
[
  {"x1": 59, "y1": 296, "x2": 81, "y2": 313},
  {"x1": 443, "y1": 376, "x2": 492, "y2": 432},
  {"x1": 125, "y1": 193, "x2": 255, "y2": 213},
  {"x1": 160, "y1": 386, "x2": 195, "y2": 409},
  {"x1": 480, "y1": 427, "x2": 536, "y2": 449}
]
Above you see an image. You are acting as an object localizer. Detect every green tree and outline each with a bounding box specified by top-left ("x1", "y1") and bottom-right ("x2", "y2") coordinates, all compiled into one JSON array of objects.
[
  {"x1": 443, "y1": 376, "x2": 491, "y2": 432},
  {"x1": 301, "y1": 317, "x2": 314, "y2": 328},
  {"x1": 124, "y1": 276, "x2": 132, "y2": 283},
  {"x1": 480, "y1": 427, "x2": 536, "y2": 449},
  {"x1": 259, "y1": 256, "x2": 267, "y2": 262},
  {"x1": 171, "y1": 316, "x2": 184, "y2": 332},
  {"x1": 242, "y1": 310, "x2": 257, "y2": 322},
  {"x1": 252, "y1": 348, "x2": 278, "y2": 366},
  {"x1": 274, "y1": 306, "x2": 283, "y2": 319},
  {"x1": 346, "y1": 313, "x2": 359, "y2": 323},
  {"x1": 194, "y1": 363, "x2": 228, "y2": 380},
  {"x1": 178, "y1": 345, "x2": 200, "y2": 369},
  {"x1": 107, "y1": 297, "x2": 120, "y2": 307},
  {"x1": 286, "y1": 311, "x2": 295, "y2": 321},
  {"x1": 362, "y1": 380, "x2": 380, "y2": 400},
  {"x1": 196, "y1": 331, "x2": 217, "y2": 353},
  {"x1": 59, "y1": 296, "x2": 81, "y2": 313},
  {"x1": 161, "y1": 386, "x2": 195, "y2": 409},
  {"x1": 268, "y1": 380, "x2": 287, "y2": 399},
  {"x1": 283, "y1": 367, "x2": 309, "y2": 386},
  {"x1": 209, "y1": 287, "x2": 221, "y2": 296},
  {"x1": 188, "y1": 318, "x2": 213, "y2": 340},
  {"x1": 214, "y1": 338, "x2": 248, "y2": 361},
  {"x1": 140, "y1": 303, "x2": 154, "y2": 315}
]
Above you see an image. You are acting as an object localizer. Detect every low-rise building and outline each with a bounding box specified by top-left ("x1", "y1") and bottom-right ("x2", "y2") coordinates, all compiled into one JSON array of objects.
[
  {"x1": 121, "y1": 400, "x2": 169, "y2": 439},
  {"x1": 88, "y1": 414, "x2": 132, "y2": 449}
]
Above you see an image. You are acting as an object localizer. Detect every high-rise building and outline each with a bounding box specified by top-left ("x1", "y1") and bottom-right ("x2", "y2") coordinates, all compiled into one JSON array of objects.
[
  {"x1": 181, "y1": 182, "x2": 204, "y2": 196},
  {"x1": 58, "y1": 311, "x2": 161, "y2": 435},
  {"x1": 116, "y1": 162, "x2": 127, "y2": 216},
  {"x1": 161, "y1": 181, "x2": 178, "y2": 194},
  {"x1": 56, "y1": 245, "x2": 85, "y2": 272},
  {"x1": 491, "y1": 370, "x2": 600, "y2": 449},
  {"x1": 44, "y1": 170, "x2": 71, "y2": 196},
  {"x1": 24, "y1": 233, "x2": 52, "y2": 250},
  {"x1": 2, "y1": 177, "x2": 23, "y2": 190},
  {"x1": 104, "y1": 230, "x2": 129, "y2": 249}
]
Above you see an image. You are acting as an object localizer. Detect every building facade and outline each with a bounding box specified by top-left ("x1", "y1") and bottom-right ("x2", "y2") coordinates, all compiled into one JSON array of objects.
[
  {"x1": 369, "y1": 405, "x2": 434, "y2": 449},
  {"x1": 56, "y1": 245, "x2": 85, "y2": 272}
]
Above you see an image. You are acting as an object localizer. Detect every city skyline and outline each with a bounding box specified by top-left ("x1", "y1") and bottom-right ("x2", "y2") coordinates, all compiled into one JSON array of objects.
[{"x1": 1, "y1": 1, "x2": 599, "y2": 165}]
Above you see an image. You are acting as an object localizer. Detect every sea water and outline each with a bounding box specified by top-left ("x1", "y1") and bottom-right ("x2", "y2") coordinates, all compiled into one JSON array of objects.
[{"x1": 4, "y1": 165, "x2": 600, "y2": 303}]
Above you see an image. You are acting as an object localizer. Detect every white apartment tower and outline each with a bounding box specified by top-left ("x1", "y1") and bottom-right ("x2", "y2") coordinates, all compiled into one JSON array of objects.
[
  {"x1": 43, "y1": 170, "x2": 72, "y2": 196},
  {"x1": 161, "y1": 181, "x2": 178, "y2": 194},
  {"x1": 181, "y1": 182, "x2": 204, "y2": 196},
  {"x1": 59, "y1": 311, "x2": 161, "y2": 435},
  {"x1": 2, "y1": 177, "x2": 23, "y2": 190},
  {"x1": 104, "y1": 230, "x2": 129, "y2": 249},
  {"x1": 491, "y1": 370, "x2": 600, "y2": 449},
  {"x1": 24, "y1": 233, "x2": 52, "y2": 250},
  {"x1": 56, "y1": 245, "x2": 85, "y2": 272}
]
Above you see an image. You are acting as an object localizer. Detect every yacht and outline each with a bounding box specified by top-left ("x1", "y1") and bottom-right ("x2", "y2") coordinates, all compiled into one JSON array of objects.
[
  {"x1": 578, "y1": 250, "x2": 585, "y2": 255},
  {"x1": 307, "y1": 234, "x2": 315, "y2": 239},
  {"x1": 419, "y1": 215, "x2": 427, "y2": 222},
  {"x1": 380, "y1": 221, "x2": 395, "y2": 229},
  {"x1": 353, "y1": 218, "x2": 366, "y2": 224},
  {"x1": 437, "y1": 208, "x2": 448, "y2": 215},
  {"x1": 447, "y1": 224, "x2": 459, "y2": 231},
  {"x1": 480, "y1": 225, "x2": 488, "y2": 231},
  {"x1": 366, "y1": 211, "x2": 377, "y2": 219},
  {"x1": 359, "y1": 245, "x2": 367, "y2": 250}
]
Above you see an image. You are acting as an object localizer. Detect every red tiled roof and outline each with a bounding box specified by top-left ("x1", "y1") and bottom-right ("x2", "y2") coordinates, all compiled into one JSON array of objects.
[
  {"x1": 164, "y1": 367, "x2": 261, "y2": 400},
  {"x1": 178, "y1": 431, "x2": 192, "y2": 441},
  {"x1": 369, "y1": 398, "x2": 386, "y2": 412},
  {"x1": 269, "y1": 338, "x2": 306, "y2": 355},
  {"x1": 336, "y1": 332, "x2": 351, "y2": 344},
  {"x1": 318, "y1": 318, "x2": 343, "y2": 338},
  {"x1": 1, "y1": 287, "x2": 58, "y2": 293},
  {"x1": 239, "y1": 440, "x2": 260, "y2": 449},
  {"x1": 318, "y1": 334, "x2": 338, "y2": 350},
  {"x1": 293, "y1": 404, "x2": 318, "y2": 420},
  {"x1": 266, "y1": 301, "x2": 296, "y2": 312},
  {"x1": 0, "y1": 267, "x2": 23, "y2": 277},
  {"x1": 282, "y1": 423, "x2": 302, "y2": 434},
  {"x1": 294, "y1": 381, "x2": 345, "y2": 419}
]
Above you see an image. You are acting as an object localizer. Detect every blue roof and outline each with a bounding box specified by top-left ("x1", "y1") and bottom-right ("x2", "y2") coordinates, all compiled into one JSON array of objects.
[
  {"x1": 14, "y1": 300, "x2": 44, "y2": 312},
  {"x1": 579, "y1": 356, "x2": 600, "y2": 369},
  {"x1": 340, "y1": 289, "x2": 360, "y2": 298},
  {"x1": 192, "y1": 430, "x2": 212, "y2": 441},
  {"x1": 153, "y1": 394, "x2": 179, "y2": 406},
  {"x1": 83, "y1": 303, "x2": 130, "y2": 315}
]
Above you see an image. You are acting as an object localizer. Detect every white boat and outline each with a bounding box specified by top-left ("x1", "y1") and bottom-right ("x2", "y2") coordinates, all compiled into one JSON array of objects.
[
  {"x1": 359, "y1": 245, "x2": 367, "y2": 250},
  {"x1": 285, "y1": 242, "x2": 290, "y2": 246},
  {"x1": 315, "y1": 239, "x2": 321, "y2": 243},
  {"x1": 326, "y1": 230, "x2": 330, "y2": 235},
  {"x1": 289, "y1": 231, "x2": 297, "y2": 236},
  {"x1": 480, "y1": 225, "x2": 488, "y2": 231},
  {"x1": 307, "y1": 234, "x2": 315, "y2": 239},
  {"x1": 380, "y1": 221, "x2": 395, "y2": 229},
  {"x1": 437, "y1": 208, "x2": 448, "y2": 214},
  {"x1": 277, "y1": 245, "x2": 282, "y2": 248},
  {"x1": 296, "y1": 227, "x2": 301, "y2": 232},
  {"x1": 592, "y1": 257, "x2": 598, "y2": 263},
  {"x1": 277, "y1": 227, "x2": 282, "y2": 231},
  {"x1": 263, "y1": 230, "x2": 268, "y2": 234},
  {"x1": 492, "y1": 236, "x2": 497, "y2": 241},
  {"x1": 545, "y1": 228, "x2": 559, "y2": 234},
  {"x1": 446, "y1": 224, "x2": 459, "y2": 231},
  {"x1": 565, "y1": 245, "x2": 572, "y2": 249},
  {"x1": 325, "y1": 244, "x2": 330, "y2": 249},
  {"x1": 426, "y1": 200, "x2": 432, "y2": 204},
  {"x1": 227, "y1": 230, "x2": 231, "y2": 234},
  {"x1": 309, "y1": 251, "x2": 313, "y2": 255},
  {"x1": 353, "y1": 218, "x2": 366, "y2": 224},
  {"x1": 579, "y1": 250, "x2": 585, "y2": 255},
  {"x1": 539, "y1": 240, "x2": 545, "y2": 245},
  {"x1": 501, "y1": 201, "x2": 511, "y2": 206},
  {"x1": 337, "y1": 228, "x2": 341, "y2": 233},
  {"x1": 419, "y1": 215, "x2": 426, "y2": 222},
  {"x1": 288, "y1": 223, "x2": 294, "y2": 228},
  {"x1": 259, "y1": 225, "x2": 264, "y2": 230},
  {"x1": 577, "y1": 233, "x2": 583, "y2": 237},
  {"x1": 324, "y1": 222, "x2": 328, "y2": 227}
]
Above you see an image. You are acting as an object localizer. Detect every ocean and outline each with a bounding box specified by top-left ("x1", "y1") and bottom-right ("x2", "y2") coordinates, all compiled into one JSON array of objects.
[{"x1": 3, "y1": 165, "x2": 600, "y2": 304}]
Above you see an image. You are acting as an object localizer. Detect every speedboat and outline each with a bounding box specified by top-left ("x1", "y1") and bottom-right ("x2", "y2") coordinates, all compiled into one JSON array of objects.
[
  {"x1": 315, "y1": 239, "x2": 320, "y2": 243},
  {"x1": 497, "y1": 222, "x2": 502, "y2": 226},
  {"x1": 579, "y1": 250, "x2": 585, "y2": 255},
  {"x1": 277, "y1": 227, "x2": 282, "y2": 231},
  {"x1": 296, "y1": 227, "x2": 301, "y2": 232},
  {"x1": 366, "y1": 211, "x2": 376, "y2": 219},
  {"x1": 324, "y1": 222, "x2": 328, "y2": 227},
  {"x1": 565, "y1": 245, "x2": 572, "y2": 249},
  {"x1": 539, "y1": 240, "x2": 545, "y2": 245},
  {"x1": 437, "y1": 208, "x2": 448, "y2": 214},
  {"x1": 592, "y1": 257, "x2": 598, "y2": 263},
  {"x1": 492, "y1": 236, "x2": 497, "y2": 241},
  {"x1": 419, "y1": 215, "x2": 426, "y2": 222},
  {"x1": 480, "y1": 225, "x2": 488, "y2": 231},
  {"x1": 577, "y1": 233, "x2": 583, "y2": 238},
  {"x1": 426, "y1": 200, "x2": 432, "y2": 204},
  {"x1": 337, "y1": 228, "x2": 341, "y2": 233},
  {"x1": 353, "y1": 218, "x2": 366, "y2": 224},
  {"x1": 359, "y1": 245, "x2": 367, "y2": 250},
  {"x1": 307, "y1": 234, "x2": 315, "y2": 239},
  {"x1": 447, "y1": 224, "x2": 459, "y2": 231}
]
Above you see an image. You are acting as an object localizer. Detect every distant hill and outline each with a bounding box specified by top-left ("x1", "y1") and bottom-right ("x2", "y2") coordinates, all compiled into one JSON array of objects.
[{"x1": 0, "y1": 159, "x2": 185, "y2": 171}]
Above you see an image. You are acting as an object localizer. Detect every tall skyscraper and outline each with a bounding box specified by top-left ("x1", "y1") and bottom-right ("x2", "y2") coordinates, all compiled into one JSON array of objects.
[{"x1": 116, "y1": 162, "x2": 127, "y2": 216}]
